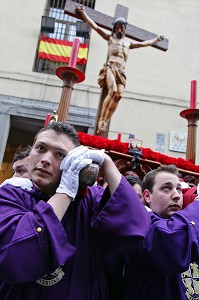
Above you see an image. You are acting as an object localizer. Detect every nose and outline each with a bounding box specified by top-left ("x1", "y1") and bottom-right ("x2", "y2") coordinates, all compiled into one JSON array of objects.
[
  {"x1": 41, "y1": 153, "x2": 52, "y2": 166},
  {"x1": 172, "y1": 189, "x2": 181, "y2": 201}
]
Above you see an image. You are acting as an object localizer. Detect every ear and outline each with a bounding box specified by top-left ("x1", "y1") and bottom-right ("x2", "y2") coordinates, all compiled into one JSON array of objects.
[{"x1": 143, "y1": 189, "x2": 152, "y2": 206}]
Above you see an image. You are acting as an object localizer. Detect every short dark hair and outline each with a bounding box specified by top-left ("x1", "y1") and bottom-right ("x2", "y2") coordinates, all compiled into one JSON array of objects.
[
  {"x1": 142, "y1": 165, "x2": 179, "y2": 193},
  {"x1": 33, "y1": 122, "x2": 80, "y2": 147},
  {"x1": 125, "y1": 175, "x2": 142, "y2": 187},
  {"x1": 12, "y1": 145, "x2": 32, "y2": 164}
]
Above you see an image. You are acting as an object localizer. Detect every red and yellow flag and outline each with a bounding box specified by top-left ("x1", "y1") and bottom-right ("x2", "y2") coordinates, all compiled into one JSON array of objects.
[{"x1": 38, "y1": 36, "x2": 88, "y2": 65}]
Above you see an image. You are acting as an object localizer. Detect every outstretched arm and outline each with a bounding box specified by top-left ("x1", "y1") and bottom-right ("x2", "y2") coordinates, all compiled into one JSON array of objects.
[
  {"x1": 76, "y1": 5, "x2": 110, "y2": 41},
  {"x1": 130, "y1": 35, "x2": 164, "y2": 49}
]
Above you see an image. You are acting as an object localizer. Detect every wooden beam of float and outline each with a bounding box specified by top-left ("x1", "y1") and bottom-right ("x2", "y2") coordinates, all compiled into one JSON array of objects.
[
  {"x1": 180, "y1": 80, "x2": 199, "y2": 163},
  {"x1": 56, "y1": 37, "x2": 85, "y2": 122},
  {"x1": 180, "y1": 109, "x2": 199, "y2": 163}
]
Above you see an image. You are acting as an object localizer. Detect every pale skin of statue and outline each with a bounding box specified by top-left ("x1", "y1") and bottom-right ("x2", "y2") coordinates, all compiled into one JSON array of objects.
[{"x1": 76, "y1": 5, "x2": 164, "y2": 133}]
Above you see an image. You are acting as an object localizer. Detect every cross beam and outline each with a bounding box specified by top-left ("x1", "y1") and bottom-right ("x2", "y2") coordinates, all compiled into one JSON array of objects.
[{"x1": 64, "y1": 0, "x2": 168, "y2": 52}]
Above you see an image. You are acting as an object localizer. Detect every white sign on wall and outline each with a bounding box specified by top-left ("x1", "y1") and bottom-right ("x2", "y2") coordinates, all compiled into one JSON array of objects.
[
  {"x1": 169, "y1": 130, "x2": 187, "y2": 153},
  {"x1": 155, "y1": 133, "x2": 165, "y2": 153}
]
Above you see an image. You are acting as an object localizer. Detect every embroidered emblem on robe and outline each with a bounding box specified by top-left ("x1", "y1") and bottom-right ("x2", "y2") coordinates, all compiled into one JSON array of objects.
[
  {"x1": 36, "y1": 266, "x2": 65, "y2": 286},
  {"x1": 182, "y1": 262, "x2": 199, "y2": 300}
]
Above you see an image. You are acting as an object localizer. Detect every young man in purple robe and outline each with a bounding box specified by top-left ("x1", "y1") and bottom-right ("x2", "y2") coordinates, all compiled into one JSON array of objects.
[
  {"x1": 0, "y1": 121, "x2": 150, "y2": 300},
  {"x1": 12, "y1": 145, "x2": 31, "y2": 178},
  {"x1": 123, "y1": 164, "x2": 199, "y2": 300}
]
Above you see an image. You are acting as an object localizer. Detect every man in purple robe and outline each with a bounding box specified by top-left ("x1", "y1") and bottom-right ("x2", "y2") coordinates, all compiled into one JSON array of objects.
[
  {"x1": 0, "y1": 121, "x2": 150, "y2": 300},
  {"x1": 12, "y1": 145, "x2": 31, "y2": 178},
  {"x1": 123, "y1": 164, "x2": 199, "y2": 300}
]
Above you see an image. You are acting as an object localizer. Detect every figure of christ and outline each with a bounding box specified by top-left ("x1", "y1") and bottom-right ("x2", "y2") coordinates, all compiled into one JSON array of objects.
[{"x1": 76, "y1": 5, "x2": 164, "y2": 133}]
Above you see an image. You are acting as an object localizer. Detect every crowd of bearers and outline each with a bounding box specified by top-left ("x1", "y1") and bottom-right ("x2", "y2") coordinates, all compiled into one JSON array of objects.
[
  {"x1": 0, "y1": 121, "x2": 150, "y2": 300},
  {"x1": 2, "y1": 124, "x2": 199, "y2": 300}
]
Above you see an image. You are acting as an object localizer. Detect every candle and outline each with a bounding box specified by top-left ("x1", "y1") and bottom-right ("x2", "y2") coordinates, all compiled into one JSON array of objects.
[
  {"x1": 44, "y1": 113, "x2": 51, "y2": 127},
  {"x1": 190, "y1": 80, "x2": 197, "y2": 109},
  {"x1": 68, "y1": 37, "x2": 80, "y2": 68},
  {"x1": 117, "y1": 133, "x2": 121, "y2": 141}
]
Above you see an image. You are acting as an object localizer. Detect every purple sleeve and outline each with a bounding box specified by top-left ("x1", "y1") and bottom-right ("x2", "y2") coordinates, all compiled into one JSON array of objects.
[
  {"x1": 0, "y1": 185, "x2": 75, "y2": 283},
  {"x1": 91, "y1": 176, "x2": 151, "y2": 251},
  {"x1": 145, "y1": 201, "x2": 199, "y2": 274}
]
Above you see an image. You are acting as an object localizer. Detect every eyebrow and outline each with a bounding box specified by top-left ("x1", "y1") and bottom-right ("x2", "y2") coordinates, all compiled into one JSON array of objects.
[
  {"x1": 35, "y1": 141, "x2": 67, "y2": 153},
  {"x1": 159, "y1": 180, "x2": 172, "y2": 185},
  {"x1": 161, "y1": 181, "x2": 182, "y2": 188},
  {"x1": 13, "y1": 164, "x2": 25, "y2": 169}
]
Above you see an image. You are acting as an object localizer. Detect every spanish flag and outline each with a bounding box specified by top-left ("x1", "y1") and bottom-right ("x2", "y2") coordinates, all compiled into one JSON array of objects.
[{"x1": 38, "y1": 36, "x2": 88, "y2": 65}]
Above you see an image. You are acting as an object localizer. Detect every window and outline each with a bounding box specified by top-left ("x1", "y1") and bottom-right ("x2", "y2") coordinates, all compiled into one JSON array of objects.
[{"x1": 34, "y1": 0, "x2": 95, "y2": 75}]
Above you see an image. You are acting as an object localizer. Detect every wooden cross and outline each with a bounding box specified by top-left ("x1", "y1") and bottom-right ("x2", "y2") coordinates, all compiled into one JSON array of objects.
[{"x1": 64, "y1": 0, "x2": 168, "y2": 137}]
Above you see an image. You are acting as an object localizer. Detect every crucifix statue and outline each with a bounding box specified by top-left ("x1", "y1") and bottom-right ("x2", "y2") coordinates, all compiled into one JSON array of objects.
[{"x1": 65, "y1": 1, "x2": 168, "y2": 137}]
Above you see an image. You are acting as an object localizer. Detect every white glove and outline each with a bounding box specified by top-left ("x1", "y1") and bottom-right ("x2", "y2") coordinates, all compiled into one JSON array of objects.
[
  {"x1": 56, "y1": 156, "x2": 92, "y2": 200},
  {"x1": 0, "y1": 178, "x2": 33, "y2": 191},
  {"x1": 60, "y1": 145, "x2": 89, "y2": 172},
  {"x1": 83, "y1": 149, "x2": 105, "y2": 166}
]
